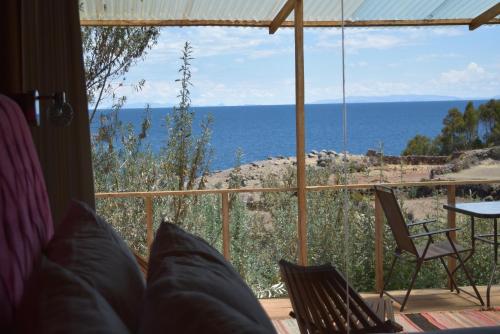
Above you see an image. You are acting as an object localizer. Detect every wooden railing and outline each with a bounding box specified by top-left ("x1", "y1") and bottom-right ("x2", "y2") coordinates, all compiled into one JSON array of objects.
[{"x1": 95, "y1": 179, "x2": 500, "y2": 292}]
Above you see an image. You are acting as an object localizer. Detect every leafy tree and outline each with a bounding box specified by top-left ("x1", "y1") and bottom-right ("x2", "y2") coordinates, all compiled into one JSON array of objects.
[
  {"x1": 463, "y1": 101, "x2": 479, "y2": 147},
  {"x1": 82, "y1": 26, "x2": 160, "y2": 121},
  {"x1": 403, "y1": 100, "x2": 500, "y2": 156},
  {"x1": 402, "y1": 135, "x2": 438, "y2": 156},
  {"x1": 479, "y1": 99, "x2": 500, "y2": 145},
  {"x1": 161, "y1": 42, "x2": 213, "y2": 223},
  {"x1": 90, "y1": 41, "x2": 214, "y2": 254},
  {"x1": 438, "y1": 107, "x2": 467, "y2": 154}
]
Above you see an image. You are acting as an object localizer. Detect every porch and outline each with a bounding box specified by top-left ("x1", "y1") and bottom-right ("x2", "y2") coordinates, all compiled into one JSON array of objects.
[{"x1": 261, "y1": 286, "x2": 500, "y2": 319}]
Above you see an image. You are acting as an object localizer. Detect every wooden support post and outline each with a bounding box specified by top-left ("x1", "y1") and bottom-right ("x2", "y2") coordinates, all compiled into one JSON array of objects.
[
  {"x1": 221, "y1": 192, "x2": 231, "y2": 261},
  {"x1": 145, "y1": 195, "x2": 154, "y2": 251},
  {"x1": 294, "y1": 0, "x2": 307, "y2": 266},
  {"x1": 469, "y1": 3, "x2": 500, "y2": 31},
  {"x1": 269, "y1": 0, "x2": 296, "y2": 34},
  {"x1": 375, "y1": 192, "x2": 384, "y2": 293},
  {"x1": 447, "y1": 185, "x2": 456, "y2": 288}
]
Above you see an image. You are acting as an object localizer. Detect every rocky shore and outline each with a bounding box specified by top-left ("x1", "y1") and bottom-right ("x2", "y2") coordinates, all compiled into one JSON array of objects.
[
  {"x1": 205, "y1": 146, "x2": 500, "y2": 192},
  {"x1": 202, "y1": 146, "x2": 500, "y2": 221}
]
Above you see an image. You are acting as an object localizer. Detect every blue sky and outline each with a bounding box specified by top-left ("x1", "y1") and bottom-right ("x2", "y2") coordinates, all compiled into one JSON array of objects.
[{"x1": 113, "y1": 25, "x2": 500, "y2": 107}]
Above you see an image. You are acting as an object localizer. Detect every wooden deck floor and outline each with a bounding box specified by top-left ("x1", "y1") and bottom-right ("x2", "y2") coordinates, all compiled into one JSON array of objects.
[{"x1": 261, "y1": 286, "x2": 500, "y2": 319}]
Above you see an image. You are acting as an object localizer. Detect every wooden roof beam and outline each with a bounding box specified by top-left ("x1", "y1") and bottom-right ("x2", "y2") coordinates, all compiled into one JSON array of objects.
[
  {"x1": 469, "y1": 2, "x2": 500, "y2": 31},
  {"x1": 269, "y1": 0, "x2": 295, "y2": 34},
  {"x1": 80, "y1": 18, "x2": 500, "y2": 28}
]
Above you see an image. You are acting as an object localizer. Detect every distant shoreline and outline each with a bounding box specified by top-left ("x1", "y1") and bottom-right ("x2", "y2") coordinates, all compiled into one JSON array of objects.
[{"x1": 100, "y1": 98, "x2": 492, "y2": 110}]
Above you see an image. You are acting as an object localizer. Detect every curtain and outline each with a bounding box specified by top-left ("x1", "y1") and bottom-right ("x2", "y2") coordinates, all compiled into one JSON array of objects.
[{"x1": 0, "y1": 0, "x2": 95, "y2": 224}]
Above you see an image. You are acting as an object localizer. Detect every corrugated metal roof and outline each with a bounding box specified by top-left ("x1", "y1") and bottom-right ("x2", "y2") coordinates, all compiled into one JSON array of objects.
[{"x1": 80, "y1": 0, "x2": 500, "y2": 27}]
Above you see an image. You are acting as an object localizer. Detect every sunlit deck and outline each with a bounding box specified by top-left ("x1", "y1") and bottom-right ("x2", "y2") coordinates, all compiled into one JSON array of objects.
[{"x1": 261, "y1": 286, "x2": 500, "y2": 320}]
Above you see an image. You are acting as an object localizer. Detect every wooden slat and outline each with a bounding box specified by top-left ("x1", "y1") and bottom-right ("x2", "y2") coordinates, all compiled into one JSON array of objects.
[
  {"x1": 145, "y1": 195, "x2": 154, "y2": 251},
  {"x1": 221, "y1": 192, "x2": 231, "y2": 261},
  {"x1": 469, "y1": 3, "x2": 500, "y2": 31},
  {"x1": 269, "y1": 0, "x2": 295, "y2": 34},
  {"x1": 375, "y1": 193, "x2": 384, "y2": 293},
  {"x1": 311, "y1": 274, "x2": 343, "y2": 332},
  {"x1": 294, "y1": 0, "x2": 307, "y2": 266},
  {"x1": 80, "y1": 18, "x2": 500, "y2": 28},
  {"x1": 447, "y1": 185, "x2": 456, "y2": 289}
]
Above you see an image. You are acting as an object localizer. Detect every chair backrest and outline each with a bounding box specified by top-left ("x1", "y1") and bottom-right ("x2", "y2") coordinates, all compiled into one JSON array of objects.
[
  {"x1": 0, "y1": 95, "x2": 53, "y2": 330},
  {"x1": 279, "y1": 260, "x2": 398, "y2": 334},
  {"x1": 374, "y1": 186, "x2": 417, "y2": 255}
]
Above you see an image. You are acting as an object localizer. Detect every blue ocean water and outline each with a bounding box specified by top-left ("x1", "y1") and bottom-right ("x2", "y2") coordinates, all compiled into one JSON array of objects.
[{"x1": 91, "y1": 100, "x2": 486, "y2": 171}]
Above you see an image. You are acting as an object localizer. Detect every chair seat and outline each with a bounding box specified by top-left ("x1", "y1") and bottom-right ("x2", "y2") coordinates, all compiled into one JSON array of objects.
[{"x1": 417, "y1": 241, "x2": 467, "y2": 260}]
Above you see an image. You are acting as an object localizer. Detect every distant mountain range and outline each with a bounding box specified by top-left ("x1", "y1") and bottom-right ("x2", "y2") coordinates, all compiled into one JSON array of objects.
[
  {"x1": 102, "y1": 94, "x2": 499, "y2": 109},
  {"x1": 311, "y1": 94, "x2": 495, "y2": 104}
]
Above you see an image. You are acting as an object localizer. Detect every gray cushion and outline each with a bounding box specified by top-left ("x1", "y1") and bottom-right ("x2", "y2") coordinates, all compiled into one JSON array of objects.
[
  {"x1": 46, "y1": 201, "x2": 145, "y2": 332},
  {"x1": 141, "y1": 222, "x2": 275, "y2": 334},
  {"x1": 15, "y1": 256, "x2": 130, "y2": 334}
]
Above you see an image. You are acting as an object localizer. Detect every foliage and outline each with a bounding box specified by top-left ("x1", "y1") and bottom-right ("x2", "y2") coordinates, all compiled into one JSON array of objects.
[
  {"x1": 82, "y1": 26, "x2": 160, "y2": 122},
  {"x1": 161, "y1": 42, "x2": 213, "y2": 223},
  {"x1": 403, "y1": 99, "x2": 499, "y2": 156},
  {"x1": 479, "y1": 99, "x2": 500, "y2": 145},
  {"x1": 402, "y1": 135, "x2": 438, "y2": 156},
  {"x1": 90, "y1": 42, "x2": 213, "y2": 256}
]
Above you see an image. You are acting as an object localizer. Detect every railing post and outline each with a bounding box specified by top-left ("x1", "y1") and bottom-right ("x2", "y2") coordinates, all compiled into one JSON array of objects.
[
  {"x1": 447, "y1": 185, "x2": 456, "y2": 289},
  {"x1": 294, "y1": 0, "x2": 308, "y2": 266},
  {"x1": 375, "y1": 192, "x2": 384, "y2": 293},
  {"x1": 221, "y1": 192, "x2": 231, "y2": 261},
  {"x1": 145, "y1": 195, "x2": 154, "y2": 252}
]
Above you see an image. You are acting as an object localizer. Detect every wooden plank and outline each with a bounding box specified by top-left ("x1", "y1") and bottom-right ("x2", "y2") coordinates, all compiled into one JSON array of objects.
[
  {"x1": 469, "y1": 3, "x2": 500, "y2": 31},
  {"x1": 145, "y1": 195, "x2": 154, "y2": 251},
  {"x1": 294, "y1": 0, "x2": 307, "y2": 266},
  {"x1": 94, "y1": 179, "x2": 500, "y2": 199},
  {"x1": 261, "y1": 285, "x2": 500, "y2": 319},
  {"x1": 269, "y1": 0, "x2": 295, "y2": 34},
  {"x1": 80, "y1": 18, "x2": 500, "y2": 28},
  {"x1": 221, "y1": 192, "x2": 231, "y2": 261},
  {"x1": 375, "y1": 193, "x2": 384, "y2": 293},
  {"x1": 447, "y1": 185, "x2": 456, "y2": 289}
]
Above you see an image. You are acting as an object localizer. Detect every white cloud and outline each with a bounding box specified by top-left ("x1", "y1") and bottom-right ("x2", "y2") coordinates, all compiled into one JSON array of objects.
[
  {"x1": 192, "y1": 78, "x2": 294, "y2": 106},
  {"x1": 312, "y1": 26, "x2": 467, "y2": 53},
  {"x1": 437, "y1": 62, "x2": 489, "y2": 84},
  {"x1": 109, "y1": 80, "x2": 178, "y2": 107},
  {"x1": 430, "y1": 27, "x2": 464, "y2": 37},
  {"x1": 414, "y1": 62, "x2": 500, "y2": 98},
  {"x1": 146, "y1": 27, "x2": 276, "y2": 61},
  {"x1": 99, "y1": 25, "x2": 500, "y2": 107},
  {"x1": 314, "y1": 29, "x2": 409, "y2": 52}
]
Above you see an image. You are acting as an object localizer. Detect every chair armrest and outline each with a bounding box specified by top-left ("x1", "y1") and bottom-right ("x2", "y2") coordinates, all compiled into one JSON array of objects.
[
  {"x1": 407, "y1": 219, "x2": 437, "y2": 227},
  {"x1": 409, "y1": 227, "x2": 460, "y2": 239}
]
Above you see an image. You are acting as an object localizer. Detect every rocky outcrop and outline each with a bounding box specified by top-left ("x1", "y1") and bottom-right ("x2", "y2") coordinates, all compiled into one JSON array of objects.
[
  {"x1": 366, "y1": 150, "x2": 448, "y2": 165},
  {"x1": 431, "y1": 146, "x2": 500, "y2": 177}
]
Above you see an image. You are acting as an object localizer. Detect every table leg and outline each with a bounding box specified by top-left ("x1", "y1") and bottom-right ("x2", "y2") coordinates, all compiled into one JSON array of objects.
[
  {"x1": 495, "y1": 218, "x2": 498, "y2": 264},
  {"x1": 486, "y1": 218, "x2": 498, "y2": 309},
  {"x1": 487, "y1": 262, "x2": 497, "y2": 309},
  {"x1": 451, "y1": 216, "x2": 476, "y2": 282},
  {"x1": 471, "y1": 216, "x2": 475, "y2": 250}
]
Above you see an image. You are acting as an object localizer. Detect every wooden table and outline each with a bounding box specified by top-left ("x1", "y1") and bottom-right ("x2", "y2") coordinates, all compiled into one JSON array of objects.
[{"x1": 444, "y1": 201, "x2": 500, "y2": 308}]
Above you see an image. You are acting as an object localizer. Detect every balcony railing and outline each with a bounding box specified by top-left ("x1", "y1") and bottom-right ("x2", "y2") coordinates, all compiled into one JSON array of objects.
[{"x1": 95, "y1": 178, "x2": 500, "y2": 293}]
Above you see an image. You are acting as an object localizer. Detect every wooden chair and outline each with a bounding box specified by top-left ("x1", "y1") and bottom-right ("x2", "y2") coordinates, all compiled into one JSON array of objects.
[
  {"x1": 279, "y1": 260, "x2": 403, "y2": 334},
  {"x1": 374, "y1": 185, "x2": 484, "y2": 311}
]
